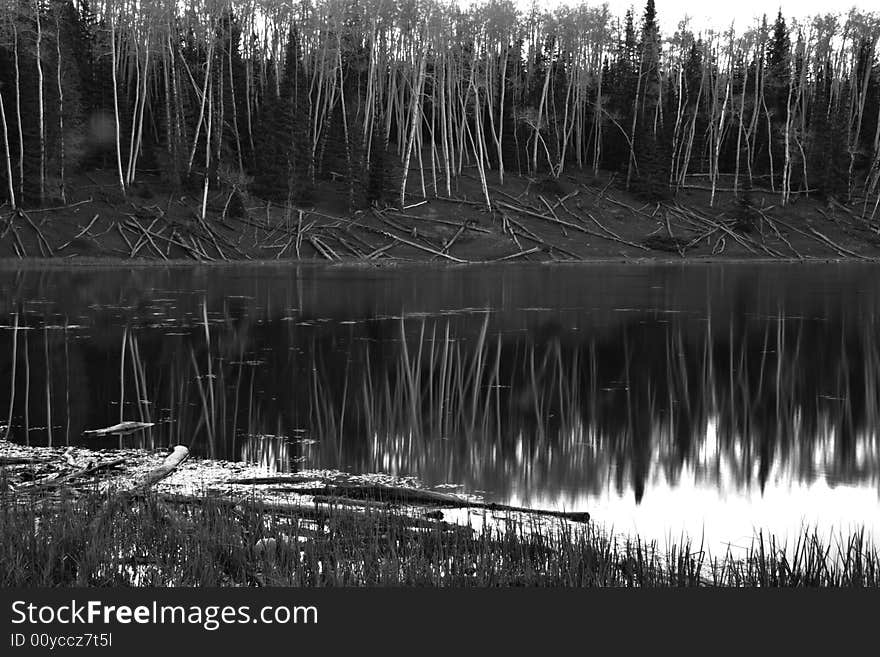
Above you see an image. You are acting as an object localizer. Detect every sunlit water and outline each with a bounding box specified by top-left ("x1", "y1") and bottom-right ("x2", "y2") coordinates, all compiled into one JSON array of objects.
[{"x1": 1, "y1": 263, "x2": 878, "y2": 554}]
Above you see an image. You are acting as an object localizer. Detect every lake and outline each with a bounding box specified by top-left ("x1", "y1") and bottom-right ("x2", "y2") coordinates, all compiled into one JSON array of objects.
[{"x1": 1, "y1": 262, "x2": 878, "y2": 554}]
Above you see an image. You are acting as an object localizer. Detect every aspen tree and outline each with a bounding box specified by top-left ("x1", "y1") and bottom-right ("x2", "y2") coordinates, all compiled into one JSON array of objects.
[
  {"x1": 53, "y1": 4, "x2": 64, "y2": 202},
  {"x1": 108, "y1": 3, "x2": 125, "y2": 194},
  {"x1": 0, "y1": 81, "x2": 14, "y2": 208},
  {"x1": 35, "y1": 0, "x2": 45, "y2": 201}
]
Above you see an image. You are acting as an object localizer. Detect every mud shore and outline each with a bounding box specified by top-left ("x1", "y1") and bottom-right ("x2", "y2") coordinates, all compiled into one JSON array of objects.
[{"x1": 2, "y1": 168, "x2": 879, "y2": 264}]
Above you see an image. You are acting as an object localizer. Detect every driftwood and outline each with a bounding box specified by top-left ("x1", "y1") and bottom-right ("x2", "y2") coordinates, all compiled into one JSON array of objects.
[
  {"x1": 57, "y1": 214, "x2": 101, "y2": 251},
  {"x1": 380, "y1": 230, "x2": 468, "y2": 262},
  {"x1": 388, "y1": 209, "x2": 493, "y2": 234},
  {"x1": 0, "y1": 456, "x2": 54, "y2": 465},
  {"x1": 500, "y1": 199, "x2": 643, "y2": 255},
  {"x1": 584, "y1": 211, "x2": 650, "y2": 251},
  {"x1": 226, "y1": 475, "x2": 330, "y2": 486},
  {"x1": 62, "y1": 446, "x2": 77, "y2": 466},
  {"x1": 279, "y1": 483, "x2": 591, "y2": 523},
  {"x1": 20, "y1": 210, "x2": 54, "y2": 257},
  {"x1": 437, "y1": 221, "x2": 470, "y2": 257},
  {"x1": 149, "y1": 491, "x2": 473, "y2": 534},
  {"x1": 670, "y1": 204, "x2": 789, "y2": 257},
  {"x1": 224, "y1": 476, "x2": 590, "y2": 522},
  {"x1": 769, "y1": 214, "x2": 870, "y2": 259},
  {"x1": 135, "y1": 445, "x2": 188, "y2": 489},
  {"x1": 500, "y1": 213, "x2": 583, "y2": 259},
  {"x1": 84, "y1": 421, "x2": 155, "y2": 436},
  {"x1": 762, "y1": 214, "x2": 805, "y2": 259},
  {"x1": 493, "y1": 247, "x2": 541, "y2": 261},
  {"x1": 20, "y1": 457, "x2": 126, "y2": 491}
]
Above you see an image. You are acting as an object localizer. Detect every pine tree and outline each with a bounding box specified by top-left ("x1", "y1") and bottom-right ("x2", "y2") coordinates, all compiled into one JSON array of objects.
[
  {"x1": 215, "y1": 10, "x2": 249, "y2": 177},
  {"x1": 764, "y1": 11, "x2": 790, "y2": 185},
  {"x1": 604, "y1": 10, "x2": 637, "y2": 171},
  {"x1": 631, "y1": 0, "x2": 668, "y2": 199},
  {"x1": 252, "y1": 26, "x2": 313, "y2": 204},
  {"x1": 366, "y1": 105, "x2": 400, "y2": 206}
]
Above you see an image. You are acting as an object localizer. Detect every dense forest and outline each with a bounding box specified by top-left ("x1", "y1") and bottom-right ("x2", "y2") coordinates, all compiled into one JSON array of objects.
[{"x1": 0, "y1": 0, "x2": 879, "y2": 218}]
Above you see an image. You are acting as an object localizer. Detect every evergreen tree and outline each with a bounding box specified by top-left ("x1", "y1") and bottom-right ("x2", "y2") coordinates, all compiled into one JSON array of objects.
[
  {"x1": 215, "y1": 10, "x2": 249, "y2": 177},
  {"x1": 631, "y1": 0, "x2": 668, "y2": 199},
  {"x1": 252, "y1": 26, "x2": 313, "y2": 204},
  {"x1": 764, "y1": 11, "x2": 791, "y2": 184},
  {"x1": 366, "y1": 105, "x2": 400, "y2": 206},
  {"x1": 604, "y1": 9, "x2": 637, "y2": 171}
]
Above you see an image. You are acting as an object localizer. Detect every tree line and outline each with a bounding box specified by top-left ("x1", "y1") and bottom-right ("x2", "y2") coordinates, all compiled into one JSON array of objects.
[{"x1": 0, "y1": 0, "x2": 879, "y2": 217}]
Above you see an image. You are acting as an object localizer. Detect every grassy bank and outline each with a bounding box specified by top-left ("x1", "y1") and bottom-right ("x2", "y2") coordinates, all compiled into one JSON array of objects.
[{"x1": 1, "y1": 484, "x2": 876, "y2": 587}]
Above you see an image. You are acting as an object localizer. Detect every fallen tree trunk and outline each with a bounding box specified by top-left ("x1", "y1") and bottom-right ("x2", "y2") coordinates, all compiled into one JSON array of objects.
[
  {"x1": 224, "y1": 477, "x2": 590, "y2": 522},
  {"x1": 83, "y1": 421, "x2": 155, "y2": 436},
  {"x1": 0, "y1": 456, "x2": 54, "y2": 465},
  {"x1": 135, "y1": 445, "x2": 188, "y2": 489},
  {"x1": 147, "y1": 491, "x2": 473, "y2": 534},
  {"x1": 284, "y1": 483, "x2": 591, "y2": 523},
  {"x1": 21, "y1": 457, "x2": 126, "y2": 491}
]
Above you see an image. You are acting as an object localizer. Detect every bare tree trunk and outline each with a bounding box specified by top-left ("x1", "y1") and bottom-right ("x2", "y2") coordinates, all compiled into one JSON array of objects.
[
  {"x1": 200, "y1": 72, "x2": 212, "y2": 222},
  {"x1": 35, "y1": 1, "x2": 45, "y2": 202},
  {"x1": 782, "y1": 74, "x2": 794, "y2": 206},
  {"x1": 400, "y1": 48, "x2": 427, "y2": 208},
  {"x1": 625, "y1": 54, "x2": 644, "y2": 189},
  {"x1": 531, "y1": 50, "x2": 553, "y2": 175},
  {"x1": 54, "y1": 7, "x2": 65, "y2": 203},
  {"x1": 12, "y1": 22, "x2": 24, "y2": 202},
  {"x1": 593, "y1": 60, "x2": 604, "y2": 175},
  {"x1": 710, "y1": 50, "x2": 732, "y2": 207},
  {"x1": 188, "y1": 37, "x2": 215, "y2": 175},
  {"x1": 109, "y1": 12, "x2": 126, "y2": 195},
  {"x1": 734, "y1": 49, "x2": 748, "y2": 195},
  {"x1": 0, "y1": 84, "x2": 15, "y2": 208}
]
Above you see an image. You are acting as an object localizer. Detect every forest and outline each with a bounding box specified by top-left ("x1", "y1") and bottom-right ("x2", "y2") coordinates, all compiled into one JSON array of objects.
[{"x1": 0, "y1": 0, "x2": 879, "y2": 221}]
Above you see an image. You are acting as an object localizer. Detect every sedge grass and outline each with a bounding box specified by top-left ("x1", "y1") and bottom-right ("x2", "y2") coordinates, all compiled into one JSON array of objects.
[{"x1": 0, "y1": 481, "x2": 876, "y2": 587}]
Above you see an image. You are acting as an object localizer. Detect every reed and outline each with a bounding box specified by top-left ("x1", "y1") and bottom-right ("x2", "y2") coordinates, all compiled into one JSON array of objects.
[
  {"x1": 3, "y1": 312, "x2": 16, "y2": 440},
  {"x1": 0, "y1": 482, "x2": 875, "y2": 587}
]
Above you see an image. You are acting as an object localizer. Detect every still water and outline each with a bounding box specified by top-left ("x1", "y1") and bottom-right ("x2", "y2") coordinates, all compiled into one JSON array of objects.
[{"x1": 1, "y1": 263, "x2": 878, "y2": 552}]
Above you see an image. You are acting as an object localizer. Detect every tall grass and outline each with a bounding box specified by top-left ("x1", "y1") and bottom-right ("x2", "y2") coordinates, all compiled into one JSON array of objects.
[{"x1": 0, "y1": 483, "x2": 876, "y2": 587}]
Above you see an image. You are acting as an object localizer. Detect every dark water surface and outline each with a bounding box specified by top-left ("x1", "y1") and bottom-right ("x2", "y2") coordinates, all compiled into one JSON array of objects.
[{"x1": 1, "y1": 263, "x2": 878, "y2": 551}]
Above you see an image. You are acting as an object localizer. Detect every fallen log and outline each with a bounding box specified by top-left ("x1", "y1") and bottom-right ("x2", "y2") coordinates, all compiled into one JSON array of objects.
[
  {"x1": 57, "y1": 214, "x2": 101, "y2": 251},
  {"x1": 500, "y1": 199, "x2": 641, "y2": 254},
  {"x1": 437, "y1": 220, "x2": 470, "y2": 257},
  {"x1": 84, "y1": 421, "x2": 155, "y2": 436},
  {"x1": 584, "y1": 211, "x2": 650, "y2": 251},
  {"x1": 20, "y1": 210, "x2": 54, "y2": 257},
  {"x1": 769, "y1": 214, "x2": 870, "y2": 259},
  {"x1": 136, "y1": 445, "x2": 189, "y2": 489},
  {"x1": 149, "y1": 491, "x2": 473, "y2": 534},
  {"x1": 763, "y1": 215, "x2": 805, "y2": 259},
  {"x1": 293, "y1": 483, "x2": 592, "y2": 523},
  {"x1": 0, "y1": 456, "x2": 54, "y2": 465},
  {"x1": 493, "y1": 247, "x2": 541, "y2": 261},
  {"x1": 20, "y1": 457, "x2": 126, "y2": 491},
  {"x1": 225, "y1": 477, "x2": 591, "y2": 522},
  {"x1": 226, "y1": 475, "x2": 332, "y2": 486},
  {"x1": 381, "y1": 231, "x2": 468, "y2": 262}
]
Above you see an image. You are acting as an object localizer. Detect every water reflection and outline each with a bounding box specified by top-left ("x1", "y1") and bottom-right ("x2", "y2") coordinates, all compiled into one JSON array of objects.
[{"x1": 1, "y1": 264, "x2": 879, "y2": 547}]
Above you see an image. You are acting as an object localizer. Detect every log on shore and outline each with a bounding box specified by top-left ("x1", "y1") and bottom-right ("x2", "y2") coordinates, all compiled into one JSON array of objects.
[
  {"x1": 20, "y1": 457, "x2": 126, "y2": 491},
  {"x1": 0, "y1": 456, "x2": 55, "y2": 466},
  {"x1": 291, "y1": 483, "x2": 591, "y2": 523},
  {"x1": 83, "y1": 421, "x2": 155, "y2": 436},
  {"x1": 136, "y1": 445, "x2": 189, "y2": 489}
]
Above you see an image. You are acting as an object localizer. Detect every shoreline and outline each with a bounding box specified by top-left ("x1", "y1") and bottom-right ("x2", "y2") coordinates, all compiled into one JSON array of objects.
[
  {"x1": 2, "y1": 255, "x2": 877, "y2": 269},
  {"x1": 1, "y1": 439, "x2": 876, "y2": 587},
  {"x1": 3, "y1": 168, "x2": 880, "y2": 267}
]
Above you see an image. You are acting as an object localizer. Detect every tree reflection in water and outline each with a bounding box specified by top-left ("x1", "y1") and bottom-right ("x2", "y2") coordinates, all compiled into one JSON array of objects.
[{"x1": 1, "y1": 264, "x2": 878, "y2": 517}]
